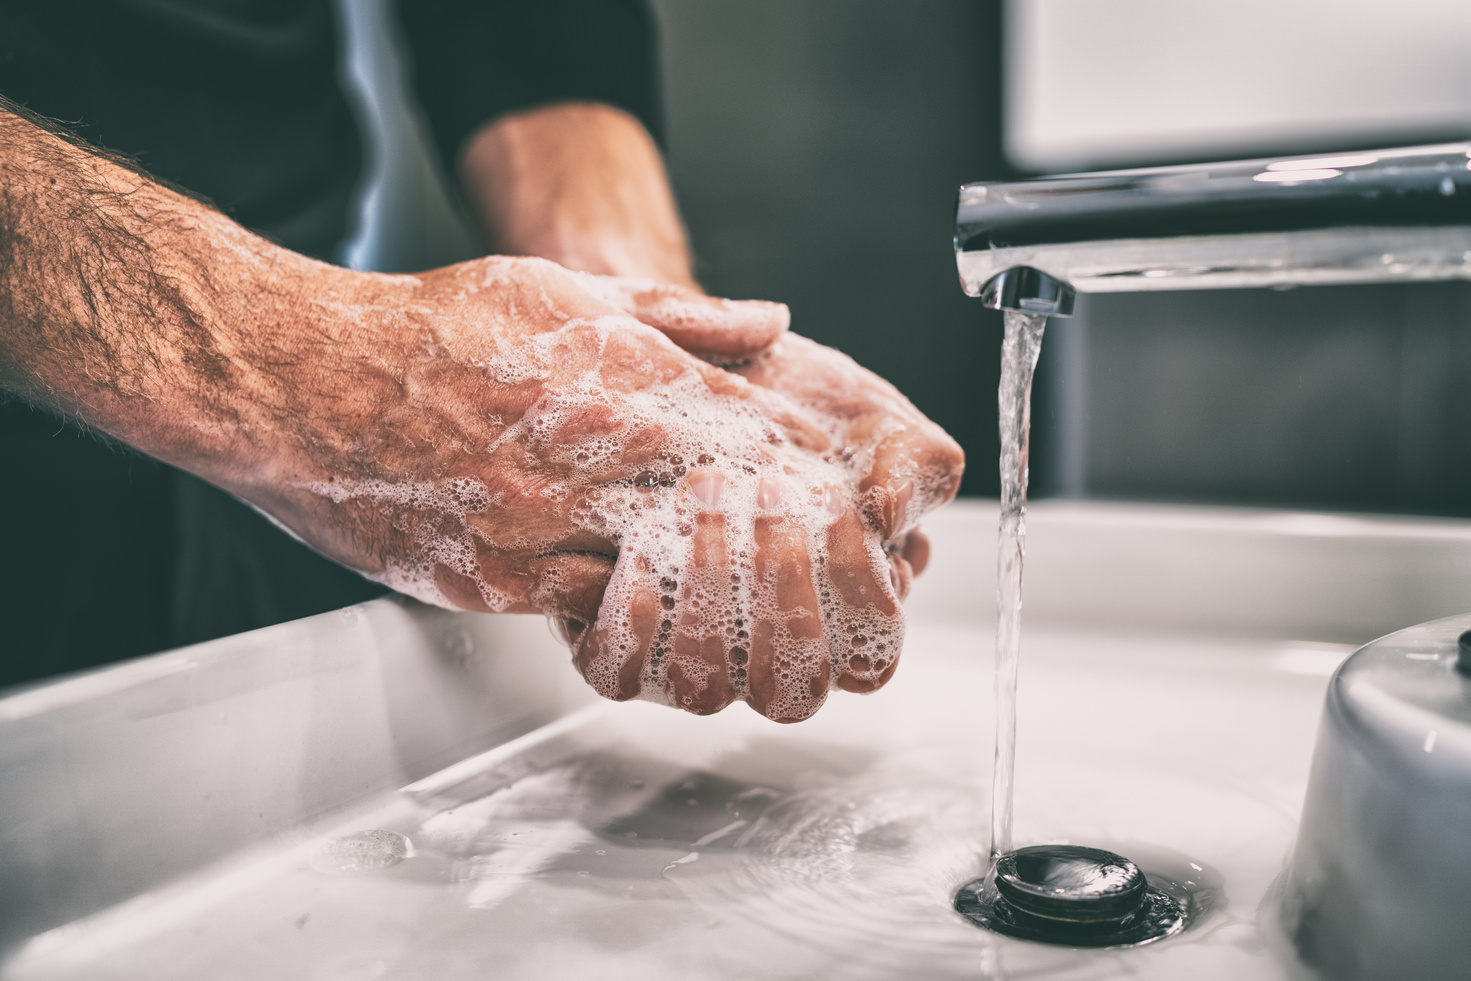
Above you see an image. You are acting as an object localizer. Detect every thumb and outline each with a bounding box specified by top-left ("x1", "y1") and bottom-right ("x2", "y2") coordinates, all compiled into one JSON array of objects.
[{"x1": 573, "y1": 272, "x2": 790, "y2": 361}]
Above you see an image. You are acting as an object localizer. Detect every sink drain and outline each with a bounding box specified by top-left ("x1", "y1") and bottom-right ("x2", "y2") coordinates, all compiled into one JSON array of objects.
[{"x1": 955, "y1": 845, "x2": 1186, "y2": 947}]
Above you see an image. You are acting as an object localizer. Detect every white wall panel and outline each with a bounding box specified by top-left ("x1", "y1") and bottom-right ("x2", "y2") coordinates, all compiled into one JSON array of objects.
[{"x1": 1007, "y1": 0, "x2": 1471, "y2": 170}]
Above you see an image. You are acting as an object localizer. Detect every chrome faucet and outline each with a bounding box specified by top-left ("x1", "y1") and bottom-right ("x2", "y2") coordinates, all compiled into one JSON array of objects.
[{"x1": 955, "y1": 143, "x2": 1471, "y2": 314}]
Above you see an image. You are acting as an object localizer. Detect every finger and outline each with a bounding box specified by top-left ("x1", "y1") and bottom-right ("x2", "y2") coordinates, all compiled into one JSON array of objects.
[
  {"x1": 570, "y1": 552, "x2": 661, "y2": 702},
  {"x1": 691, "y1": 360, "x2": 832, "y2": 454},
  {"x1": 887, "y1": 553, "x2": 914, "y2": 600},
  {"x1": 434, "y1": 536, "x2": 616, "y2": 617},
  {"x1": 746, "y1": 483, "x2": 829, "y2": 723},
  {"x1": 858, "y1": 424, "x2": 965, "y2": 534},
  {"x1": 431, "y1": 560, "x2": 496, "y2": 613},
  {"x1": 529, "y1": 551, "x2": 617, "y2": 624},
  {"x1": 900, "y1": 528, "x2": 931, "y2": 577},
  {"x1": 549, "y1": 615, "x2": 588, "y2": 650},
  {"x1": 823, "y1": 508, "x2": 904, "y2": 695},
  {"x1": 575, "y1": 273, "x2": 790, "y2": 361},
  {"x1": 859, "y1": 476, "x2": 914, "y2": 542},
  {"x1": 664, "y1": 509, "x2": 739, "y2": 715},
  {"x1": 723, "y1": 332, "x2": 964, "y2": 516}
]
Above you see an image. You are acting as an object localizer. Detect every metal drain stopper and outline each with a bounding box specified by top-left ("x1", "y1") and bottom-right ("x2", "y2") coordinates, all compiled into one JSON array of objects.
[
  {"x1": 995, "y1": 845, "x2": 1146, "y2": 924},
  {"x1": 954, "y1": 844, "x2": 1187, "y2": 947}
]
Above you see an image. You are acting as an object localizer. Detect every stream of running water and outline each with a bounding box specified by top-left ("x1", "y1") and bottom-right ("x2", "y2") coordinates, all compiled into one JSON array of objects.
[{"x1": 989, "y1": 309, "x2": 1048, "y2": 862}]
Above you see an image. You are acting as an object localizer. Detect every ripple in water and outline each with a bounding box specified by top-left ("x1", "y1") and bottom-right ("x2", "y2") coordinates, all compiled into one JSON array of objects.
[
  {"x1": 660, "y1": 768, "x2": 995, "y2": 971},
  {"x1": 402, "y1": 730, "x2": 1247, "y2": 978}
]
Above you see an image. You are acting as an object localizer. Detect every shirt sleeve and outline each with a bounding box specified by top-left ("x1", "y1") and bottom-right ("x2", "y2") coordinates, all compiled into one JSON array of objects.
[{"x1": 395, "y1": 0, "x2": 664, "y2": 169}]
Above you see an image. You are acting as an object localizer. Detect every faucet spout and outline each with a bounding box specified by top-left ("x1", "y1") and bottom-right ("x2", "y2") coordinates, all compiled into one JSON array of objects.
[
  {"x1": 981, "y1": 266, "x2": 1076, "y2": 317},
  {"x1": 956, "y1": 143, "x2": 1471, "y2": 298}
]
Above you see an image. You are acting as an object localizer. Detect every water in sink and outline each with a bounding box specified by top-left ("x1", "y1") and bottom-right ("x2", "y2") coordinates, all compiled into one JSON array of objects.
[{"x1": 4, "y1": 624, "x2": 1329, "y2": 980}]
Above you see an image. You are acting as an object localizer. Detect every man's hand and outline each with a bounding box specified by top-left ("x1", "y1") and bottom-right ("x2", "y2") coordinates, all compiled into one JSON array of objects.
[
  {"x1": 458, "y1": 103, "x2": 964, "y2": 612},
  {"x1": 567, "y1": 275, "x2": 960, "y2": 604},
  {"x1": 0, "y1": 104, "x2": 963, "y2": 723},
  {"x1": 459, "y1": 102, "x2": 698, "y2": 288},
  {"x1": 732, "y1": 332, "x2": 961, "y2": 599},
  {"x1": 273, "y1": 255, "x2": 960, "y2": 723},
  {"x1": 249, "y1": 255, "x2": 934, "y2": 723}
]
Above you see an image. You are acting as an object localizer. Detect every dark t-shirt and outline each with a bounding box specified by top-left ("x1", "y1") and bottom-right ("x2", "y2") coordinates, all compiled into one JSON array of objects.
[{"x1": 0, "y1": 0, "x2": 661, "y2": 687}]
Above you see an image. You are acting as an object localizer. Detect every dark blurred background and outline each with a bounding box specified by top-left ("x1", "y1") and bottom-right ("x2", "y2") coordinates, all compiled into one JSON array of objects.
[
  {"x1": 651, "y1": 0, "x2": 1013, "y2": 501},
  {"x1": 351, "y1": 0, "x2": 1471, "y2": 516}
]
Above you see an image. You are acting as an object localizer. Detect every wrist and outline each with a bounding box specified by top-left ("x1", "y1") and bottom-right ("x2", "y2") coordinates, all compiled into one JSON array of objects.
[
  {"x1": 104, "y1": 216, "x2": 349, "y2": 485},
  {"x1": 0, "y1": 108, "x2": 319, "y2": 470},
  {"x1": 458, "y1": 102, "x2": 698, "y2": 287},
  {"x1": 193, "y1": 253, "x2": 424, "y2": 496}
]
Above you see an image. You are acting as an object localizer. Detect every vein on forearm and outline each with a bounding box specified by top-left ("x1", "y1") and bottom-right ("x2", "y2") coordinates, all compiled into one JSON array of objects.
[
  {"x1": 1, "y1": 100, "x2": 217, "y2": 401},
  {"x1": 0, "y1": 96, "x2": 290, "y2": 461}
]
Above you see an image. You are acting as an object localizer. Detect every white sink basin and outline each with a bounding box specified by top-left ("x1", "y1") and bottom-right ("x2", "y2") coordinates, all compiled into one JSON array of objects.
[{"x1": 4, "y1": 500, "x2": 1470, "y2": 980}]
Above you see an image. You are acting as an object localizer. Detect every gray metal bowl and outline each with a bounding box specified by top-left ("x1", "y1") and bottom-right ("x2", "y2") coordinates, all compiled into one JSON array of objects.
[{"x1": 1281, "y1": 612, "x2": 1471, "y2": 980}]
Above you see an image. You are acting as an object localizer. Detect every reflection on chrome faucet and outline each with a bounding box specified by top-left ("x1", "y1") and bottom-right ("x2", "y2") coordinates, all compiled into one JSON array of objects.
[{"x1": 955, "y1": 143, "x2": 1471, "y2": 299}]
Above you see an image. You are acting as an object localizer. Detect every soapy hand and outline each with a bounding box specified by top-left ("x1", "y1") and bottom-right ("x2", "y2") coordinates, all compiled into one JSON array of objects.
[
  {"x1": 730, "y1": 331, "x2": 959, "y2": 599},
  {"x1": 245, "y1": 257, "x2": 960, "y2": 722},
  {"x1": 451, "y1": 103, "x2": 962, "y2": 703},
  {"x1": 574, "y1": 276, "x2": 959, "y2": 599},
  {"x1": 0, "y1": 102, "x2": 963, "y2": 724}
]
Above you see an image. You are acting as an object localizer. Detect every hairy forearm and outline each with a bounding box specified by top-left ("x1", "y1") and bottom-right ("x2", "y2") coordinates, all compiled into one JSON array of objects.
[
  {"x1": 0, "y1": 104, "x2": 372, "y2": 485},
  {"x1": 458, "y1": 101, "x2": 697, "y2": 288},
  {"x1": 0, "y1": 107, "x2": 965, "y2": 722}
]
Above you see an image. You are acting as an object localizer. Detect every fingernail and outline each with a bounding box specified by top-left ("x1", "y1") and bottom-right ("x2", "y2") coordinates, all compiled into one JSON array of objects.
[
  {"x1": 548, "y1": 616, "x2": 586, "y2": 648},
  {"x1": 887, "y1": 479, "x2": 915, "y2": 535},
  {"x1": 901, "y1": 528, "x2": 931, "y2": 577},
  {"x1": 757, "y1": 478, "x2": 785, "y2": 510},
  {"x1": 687, "y1": 472, "x2": 726, "y2": 508},
  {"x1": 823, "y1": 485, "x2": 845, "y2": 515}
]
